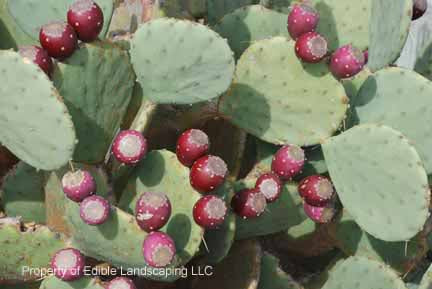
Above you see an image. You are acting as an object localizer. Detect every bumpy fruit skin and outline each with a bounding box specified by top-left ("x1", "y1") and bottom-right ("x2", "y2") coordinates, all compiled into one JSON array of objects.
[
  {"x1": 193, "y1": 195, "x2": 227, "y2": 228},
  {"x1": 67, "y1": 0, "x2": 104, "y2": 42},
  {"x1": 271, "y1": 144, "x2": 305, "y2": 181},
  {"x1": 106, "y1": 277, "x2": 137, "y2": 289},
  {"x1": 112, "y1": 130, "x2": 148, "y2": 164},
  {"x1": 135, "y1": 192, "x2": 172, "y2": 232},
  {"x1": 329, "y1": 44, "x2": 365, "y2": 79},
  {"x1": 143, "y1": 231, "x2": 176, "y2": 268},
  {"x1": 298, "y1": 175, "x2": 334, "y2": 206},
  {"x1": 255, "y1": 172, "x2": 282, "y2": 203},
  {"x1": 295, "y1": 32, "x2": 328, "y2": 63},
  {"x1": 18, "y1": 45, "x2": 53, "y2": 76},
  {"x1": 303, "y1": 201, "x2": 336, "y2": 224},
  {"x1": 231, "y1": 188, "x2": 267, "y2": 219},
  {"x1": 39, "y1": 21, "x2": 78, "y2": 59},
  {"x1": 190, "y1": 155, "x2": 228, "y2": 193},
  {"x1": 287, "y1": 3, "x2": 320, "y2": 39},
  {"x1": 51, "y1": 248, "x2": 85, "y2": 281},
  {"x1": 62, "y1": 169, "x2": 96, "y2": 202},
  {"x1": 413, "y1": 0, "x2": 427, "y2": 20},
  {"x1": 176, "y1": 129, "x2": 210, "y2": 167},
  {"x1": 80, "y1": 195, "x2": 110, "y2": 225}
]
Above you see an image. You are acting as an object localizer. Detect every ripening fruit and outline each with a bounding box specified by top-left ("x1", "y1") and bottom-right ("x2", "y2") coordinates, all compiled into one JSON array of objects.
[
  {"x1": 176, "y1": 129, "x2": 210, "y2": 167},
  {"x1": 287, "y1": 3, "x2": 320, "y2": 39},
  {"x1": 231, "y1": 188, "x2": 267, "y2": 219},
  {"x1": 50, "y1": 248, "x2": 85, "y2": 281},
  {"x1": 18, "y1": 45, "x2": 53, "y2": 76},
  {"x1": 271, "y1": 144, "x2": 305, "y2": 180},
  {"x1": 80, "y1": 195, "x2": 110, "y2": 225},
  {"x1": 142, "y1": 231, "x2": 176, "y2": 268},
  {"x1": 189, "y1": 155, "x2": 228, "y2": 193},
  {"x1": 135, "y1": 192, "x2": 171, "y2": 232},
  {"x1": 303, "y1": 201, "x2": 337, "y2": 224},
  {"x1": 298, "y1": 175, "x2": 335, "y2": 206},
  {"x1": 112, "y1": 130, "x2": 148, "y2": 164},
  {"x1": 67, "y1": 0, "x2": 104, "y2": 42},
  {"x1": 295, "y1": 32, "x2": 328, "y2": 63},
  {"x1": 39, "y1": 21, "x2": 77, "y2": 59},
  {"x1": 62, "y1": 169, "x2": 96, "y2": 202},
  {"x1": 255, "y1": 172, "x2": 282, "y2": 203},
  {"x1": 329, "y1": 44, "x2": 365, "y2": 79},
  {"x1": 193, "y1": 195, "x2": 227, "y2": 228}
]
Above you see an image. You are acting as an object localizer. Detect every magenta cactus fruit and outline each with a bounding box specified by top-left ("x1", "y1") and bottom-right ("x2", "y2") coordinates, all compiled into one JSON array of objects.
[
  {"x1": 106, "y1": 277, "x2": 137, "y2": 289},
  {"x1": 18, "y1": 45, "x2": 53, "y2": 76},
  {"x1": 271, "y1": 144, "x2": 305, "y2": 181},
  {"x1": 143, "y1": 231, "x2": 176, "y2": 268},
  {"x1": 50, "y1": 248, "x2": 85, "y2": 281},
  {"x1": 303, "y1": 201, "x2": 336, "y2": 224},
  {"x1": 255, "y1": 172, "x2": 282, "y2": 203},
  {"x1": 176, "y1": 129, "x2": 210, "y2": 167},
  {"x1": 295, "y1": 32, "x2": 328, "y2": 63},
  {"x1": 413, "y1": 0, "x2": 427, "y2": 20},
  {"x1": 39, "y1": 21, "x2": 78, "y2": 59},
  {"x1": 190, "y1": 155, "x2": 228, "y2": 193},
  {"x1": 231, "y1": 188, "x2": 267, "y2": 219},
  {"x1": 135, "y1": 192, "x2": 172, "y2": 232},
  {"x1": 287, "y1": 3, "x2": 320, "y2": 40},
  {"x1": 329, "y1": 44, "x2": 365, "y2": 79},
  {"x1": 112, "y1": 130, "x2": 148, "y2": 164},
  {"x1": 67, "y1": 0, "x2": 104, "y2": 42},
  {"x1": 193, "y1": 195, "x2": 227, "y2": 228},
  {"x1": 79, "y1": 195, "x2": 110, "y2": 225},
  {"x1": 298, "y1": 175, "x2": 334, "y2": 206},
  {"x1": 62, "y1": 169, "x2": 96, "y2": 202}
]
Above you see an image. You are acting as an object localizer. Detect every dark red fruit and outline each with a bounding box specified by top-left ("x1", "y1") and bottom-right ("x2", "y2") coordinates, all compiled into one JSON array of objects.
[
  {"x1": 67, "y1": 0, "x2": 104, "y2": 42},
  {"x1": 135, "y1": 192, "x2": 171, "y2": 232},
  {"x1": 193, "y1": 195, "x2": 227, "y2": 229},
  {"x1": 303, "y1": 201, "x2": 336, "y2": 223},
  {"x1": 190, "y1": 155, "x2": 228, "y2": 193},
  {"x1": 271, "y1": 144, "x2": 305, "y2": 181},
  {"x1": 176, "y1": 129, "x2": 210, "y2": 167},
  {"x1": 231, "y1": 188, "x2": 266, "y2": 219},
  {"x1": 329, "y1": 44, "x2": 365, "y2": 79},
  {"x1": 295, "y1": 32, "x2": 328, "y2": 63},
  {"x1": 39, "y1": 21, "x2": 78, "y2": 59},
  {"x1": 298, "y1": 175, "x2": 334, "y2": 206},
  {"x1": 287, "y1": 3, "x2": 320, "y2": 39},
  {"x1": 413, "y1": 0, "x2": 427, "y2": 20},
  {"x1": 255, "y1": 172, "x2": 282, "y2": 203},
  {"x1": 18, "y1": 46, "x2": 53, "y2": 76}
]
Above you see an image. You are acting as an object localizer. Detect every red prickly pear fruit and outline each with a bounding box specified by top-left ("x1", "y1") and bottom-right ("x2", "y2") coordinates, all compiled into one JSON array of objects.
[
  {"x1": 287, "y1": 3, "x2": 320, "y2": 40},
  {"x1": 176, "y1": 129, "x2": 210, "y2": 167},
  {"x1": 190, "y1": 155, "x2": 228, "y2": 193},
  {"x1": 135, "y1": 192, "x2": 172, "y2": 232},
  {"x1": 255, "y1": 172, "x2": 282, "y2": 203},
  {"x1": 50, "y1": 248, "x2": 85, "y2": 281},
  {"x1": 67, "y1": 0, "x2": 104, "y2": 42},
  {"x1": 363, "y1": 49, "x2": 368, "y2": 64},
  {"x1": 112, "y1": 130, "x2": 148, "y2": 164},
  {"x1": 295, "y1": 32, "x2": 328, "y2": 63},
  {"x1": 303, "y1": 201, "x2": 336, "y2": 223},
  {"x1": 80, "y1": 195, "x2": 110, "y2": 225},
  {"x1": 62, "y1": 169, "x2": 96, "y2": 202},
  {"x1": 143, "y1": 231, "x2": 176, "y2": 268},
  {"x1": 413, "y1": 0, "x2": 427, "y2": 20},
  {"x1": 329, "y1": 44, "x2": 365, "y2": 79},
  {"x1": 39, "y1": 21, "x2": 77, "y2": 59},
  {"x1": 231, "y1": 188, "x2": 267, "y2": 219},
  {"x1": 106, "y1": 277, "x2": 137, "y2": 289},
  {"x1": 271, "y1": 144, "x2": 305, "y2": 181},
  {"x1": 298, "y1": 175, "x2": 334, "y2": 206},
  {"x1": 193, "y1": 195, "x2": 227, "y2": 229},
  {"x1": 18, "y1": 45, "x2": 53, "y2": 76}
]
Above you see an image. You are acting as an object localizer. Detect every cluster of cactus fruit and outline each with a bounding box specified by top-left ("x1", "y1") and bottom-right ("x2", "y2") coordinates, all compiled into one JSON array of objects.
[{"x1": 3, "y1": 0, "x2": 432, "y2": 288}]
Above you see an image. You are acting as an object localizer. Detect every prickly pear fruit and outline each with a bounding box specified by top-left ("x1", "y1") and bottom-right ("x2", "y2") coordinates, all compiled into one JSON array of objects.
[
  {"x1": 112, "y1": 130, "x2": 148, "y2": 164},
  {"x1": 193, "y1": 195, "x2": 227, "y2": 229},
  {"x1": 295, "y1": 32, "x2": 328, "y2": 63},
  {"x1": 18, "y1": 45, "x2": 53, "y2": 76},
  {"x1": 106, "y1": 277, "x2": 137, "y2": 289},
  {"x1": 298, "y1": 175, "x2": 334, "y2": 206},
  {"x1": 39, "y1": 21, "x2": 77, "y2": 59},
  {"x1": 135, "y1": 192, "x2": 172, "y2": 232},
  {"x1": 271, "y1": 144, "x2": 305, "y2": 180},
  {"x1": 231, "y1": 188, "x2": 267, "y2": 219},
  {"x1": 80, "y1": 195, "x2": 110, "y2": 225},
  {"x1": 303, "y1": 201, "x2": 336, "y2": 224},
  {"x1": 287, "y1": 3, "x2": 320, "y2": 39},
  {"x1": 50, "y1": 248, "x2": 85, "y2": 281},
  {"x1": 176, "y1": 129, "x2": 210, "y2": 167},
  {"x1": 67, "y1": 0, "x2": 104, "y2": 42},
  {"x1": 255, "y1": 172, "x2": 282, "y2": 203},
  {"x1": 413, "y1": 0, "x2": 427, "y2": 20},
  {"x1": 62, "y1": 169, "x2": 96, "y2": 202},
  {"x1": 329, "y1": 44, "x2": 365, "y2": 79},
  {"x1": 190, "y1": 155, "x2": 228, "y2": 193},
  {"x1": 143, "y1": 231, "x2": 176, "y2": 268}
]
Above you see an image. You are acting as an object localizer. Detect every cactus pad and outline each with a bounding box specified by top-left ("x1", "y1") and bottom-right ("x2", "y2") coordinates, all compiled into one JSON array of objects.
[
  {"x1": 207, "y1": 0, "x2": 258, "y2": 26},
  {"x1": 419, "y1": 263, "x2": 432, "y2": 289},
  {"x1": 219, "y1": 37, "x2": 348, "y2": 146},
  {"x1": 259, "y1": 0, "x2": 292, "y2": 13},
  {"x1": 0, "y1": 0, "x2": 35, "y2": 49},
  {"x1": 258, "y1": 253, "x2": 302, "y2": 289},
  {"x1": 130, "y1": 18, "x2": 235, "y2": 104},
  {"x1": 40, "y1": 276, "x2": 104, "y2": 289},
  {"x1": 0, "y1": 51, "x2": 76, "y2": 170},
  {"x1": 322, "y1": 124, "x2": 430, "y2": 241}
]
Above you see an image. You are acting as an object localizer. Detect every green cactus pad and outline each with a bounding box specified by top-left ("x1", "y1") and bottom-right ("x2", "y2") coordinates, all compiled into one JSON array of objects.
[
  {"x1": 341, "y1": 67, "x2": 372, "y2": 100},
  {"x1": 322, "y1": 256, "x2": 408, "y2": 289},
  {"x1": 183, "y1": 0, "x2": 206, "y2": 17},
  {"x1": 130, "y1": 18, "x2": 235, "y2": 104},
  {"x1": 258, "y1": 253, "x2": 302, "y2": 289},
  {"x1": 0, "y1": 0, "x2": 35, "y2": 49},
  {"x1": 368, "y1": 0, "x2": 412, "y2": 71},
  {"x1": 419, "y1": 263, "x2": 432, "y2": 289},
  {"x1": 207, "y1": 0, "x2": 258, "y2": 26},
  {"x1": 415, "y1": 40, "x2": 432, "y2": 80},
  {"x1": 322, "y1": 124, "x2": 430, "y2": 242},
  {"x1": 0, "y1": 51, "x2": 76, "y2": 170},
  {"x1": 352, "y1": 67, "x2": 432, "y2": 174},
  {"x1": 215, "y1": 5, "x2": 289, "y2": 60},
  {"x1": 259, "y1": 0, "x2": 291, "y2": 13},
  {"x1": 7, "y1": 0, "x2": 113, "y2": 40},
  {"x1": 219, "y1": 37, "x2": 348, "y2": 146},
  {"x1": 40, "y1": 276, "x2": 104, "y2": 289},
  {"x1": 52, "y1": 41, "x2": 135, "y2": 164},
  {"x1": 1, "y1": 162, "x2": 45, "y2": 223}
]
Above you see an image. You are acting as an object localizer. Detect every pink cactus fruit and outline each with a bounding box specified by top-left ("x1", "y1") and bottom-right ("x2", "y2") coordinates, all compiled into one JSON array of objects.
[
  {"x1": 135, "y1": 192, "x2": 172, "y2": 232},
  {"x1": 329, "y1": 44, "x2": 365, "y2": 79},
  {"x1": 142, "y1": 231, "x2": 176, "y2": 268},
  {"x1": 287, "y1": 3, "x2": 320, "y2": 39},
  {"x1": 271, "y1": 144, "x2": 305, "y2": 181},
  {"x1": 190, "y1": 155, "x2": 228, "y2": 193},
  {"x1": 303, "y1": 201, "x2": 336, "y2": 224},
  {"x1": 112, "y1": 130, "x2": 148, "y2": 164},
  {"x1": 67, "y1": 0, "x2": 104, "y2": 42},
  {"x1": 39, "y1": 21, "x2": 78, "y2": 59},
  {"x1": 193, "y1": 195, "x2": 227, "y2": 229},
  {"x1": 295, "y1": 32, "x2": 328, "y2": 63},
  {"x1": 62, "y1": 169, "x2": 96, "y2": 202},
  {"x1": 106, "y1": 277, "x2": 137, "y2": 289},
  {"x1": 231, "y1": 188, "x2": 267, "y2": 219},
  {"x1": 18, "y1": 45, "x2": 53, "y2": 76},
  {"x1": 298, "y1": 175, "x2": 335, "y2": 206},
  {"x1": 176, "y1": 129, "x2": 210, "y2": 167},
  {"x1": 50, "y1": 248, "x2": 85, "y2": 281},
  {"x1": 80, "y1": 195, "x2": 110, "y2": 225},
  {"x1": 255, "y1": 172, "x2": 282, "y2": 203}
]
